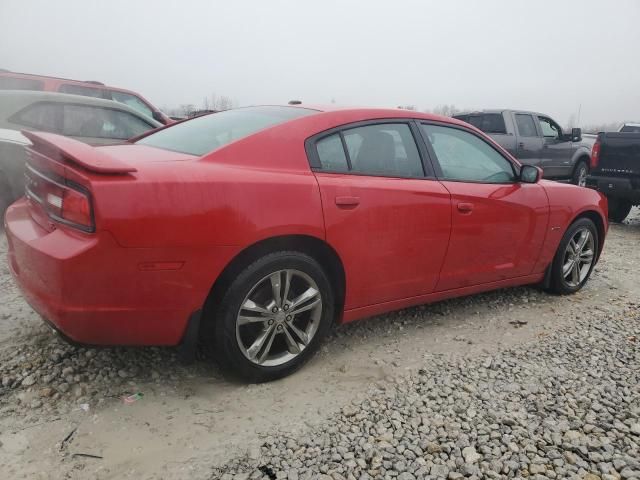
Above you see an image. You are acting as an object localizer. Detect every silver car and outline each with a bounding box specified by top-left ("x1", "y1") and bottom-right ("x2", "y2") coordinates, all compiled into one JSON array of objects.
[{"x1": 0, "y1": 91, "x2": 161, "y2": 216}]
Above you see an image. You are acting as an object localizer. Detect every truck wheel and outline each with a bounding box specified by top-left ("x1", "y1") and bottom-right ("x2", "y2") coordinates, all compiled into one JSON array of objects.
[
  {"x1": 607, "y1": 197, "x2": 632, "y2": 223},
  {"x1": 571, "y1": 161, "x2": 588, "y2": 187},
  {"x1": 212, "y1": 251, "x2": 335, "y2": 382}
]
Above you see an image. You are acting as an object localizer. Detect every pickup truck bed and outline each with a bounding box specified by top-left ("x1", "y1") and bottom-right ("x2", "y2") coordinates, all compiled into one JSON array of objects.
[{"x1": 586, "y1": 132, "x2": 640, "y2": 222}]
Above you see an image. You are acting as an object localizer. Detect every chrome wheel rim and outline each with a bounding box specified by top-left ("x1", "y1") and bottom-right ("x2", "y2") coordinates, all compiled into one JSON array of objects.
[
  {"x1": 236, "y1": 269, "x2": 322, "y2": 367},
  {"x1": 578, "y1": 166, "x2": 588, "y2": 187},
  {"x1": 562, "y1": 228, "x2": 595, "y2": 287}
]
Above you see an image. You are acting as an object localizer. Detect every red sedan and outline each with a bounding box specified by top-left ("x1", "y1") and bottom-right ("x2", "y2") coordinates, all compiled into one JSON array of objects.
[{"x1": 5, "y1": 106, "x2": 607, "y2": 382}]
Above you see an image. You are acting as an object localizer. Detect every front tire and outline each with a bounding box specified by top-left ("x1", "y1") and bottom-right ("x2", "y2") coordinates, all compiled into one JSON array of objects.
[
  {"x1": 548, "y1": 218, "x2": 599, "y2": 295},
  {"x1": 212, "y1": 251, "x2": 334, "y2": 382},
  {"x1": 571, "y1": 161, "x2": 589, "y2": 187},
  {"x1": 607, "y1": 197, "x2": 632, "y2": 223}
]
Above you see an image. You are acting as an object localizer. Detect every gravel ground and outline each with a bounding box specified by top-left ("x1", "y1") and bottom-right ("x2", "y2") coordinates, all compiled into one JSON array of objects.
[
  {"x1": 0, "y1": 209, "x2": 639, "y2": 479},
  {"x1": 212, "y1": 308, "x2": 640, "y2": 480}
]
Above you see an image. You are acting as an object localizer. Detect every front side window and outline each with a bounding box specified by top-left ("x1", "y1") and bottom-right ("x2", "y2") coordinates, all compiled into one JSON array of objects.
[
  {"x1": 537, "y1": 117, "x2": 561, "y2": 139},
  {"x1": 515, "y1": 114, "x2": 538, "y2": 137},
  {"x1": 58, "y1": 84, "x2": 108, "y2": 99},
  {"x1": 62, "y1": 105, "x2": 154, "y2": 139},
  {"x1": 421, "y1": 124, "x2": 515, "y2": 183},
  {"x1": 110, "y1": 91, "x2": 154, "y2": 119},
  {"x1": 342, "y1": 123, "x2": 423, "y2": 177},
  {"x1": 10, "y1": 103, "x2": 60, "y2": 131},
  {"x1": 0, "y1": 77, "x2": 44, "y2": 91},
  {"x1": 137, "y1": 106, "x2": 317, "y2": 155}
]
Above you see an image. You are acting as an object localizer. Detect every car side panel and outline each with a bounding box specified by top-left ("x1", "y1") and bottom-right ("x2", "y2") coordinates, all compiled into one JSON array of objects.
[
  {"x1": 435, "y1": 182, "x2": 549, "y2": 290},
  {"x1": 315, "y1": 173, "x2": 452, "y2": 310},
  {"x1": 95, "y1": 162, "x2": 326, "y2": 249}
]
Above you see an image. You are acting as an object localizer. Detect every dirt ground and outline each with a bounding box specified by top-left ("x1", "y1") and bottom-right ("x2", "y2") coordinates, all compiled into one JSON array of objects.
[{"x1": 0, "y1": 209, "x2": 638, "y2": 480}]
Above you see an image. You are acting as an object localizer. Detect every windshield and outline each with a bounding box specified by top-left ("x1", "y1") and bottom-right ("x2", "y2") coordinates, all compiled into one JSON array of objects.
[{"x1": 136, "y1": 106, "x2": 317, "y2": 155}]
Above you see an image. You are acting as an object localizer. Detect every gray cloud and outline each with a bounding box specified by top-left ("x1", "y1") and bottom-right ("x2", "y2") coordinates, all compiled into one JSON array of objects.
[{"x1": 1, "y1": 0, "x2": 638, "y2": 125}]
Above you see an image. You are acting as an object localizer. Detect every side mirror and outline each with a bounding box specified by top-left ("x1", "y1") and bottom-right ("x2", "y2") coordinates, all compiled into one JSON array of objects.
[
  {"x1": 520, "y1": 165, "x2": 542, "y2": 184},
  {"x1": 571, "y1": 127, "x2": 582, "y2": 142}
]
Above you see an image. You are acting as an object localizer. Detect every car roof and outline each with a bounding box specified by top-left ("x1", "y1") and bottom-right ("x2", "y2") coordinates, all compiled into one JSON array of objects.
[
  {"x1": 454, "y1": 109, "x2": 548, "y2": 117},
  {"x1": 265, "y1": 103, "x2": 465, "y2": 123},
  {"x1": 0, "y1": 70, "x2": 147, "y2": 95},
  {"x1": 0, "y1": 90, "x2": 162, "y2": 126}
]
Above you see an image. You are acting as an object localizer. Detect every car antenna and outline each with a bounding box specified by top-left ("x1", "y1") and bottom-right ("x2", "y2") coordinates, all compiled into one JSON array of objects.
[{"x1": 288, "y1": 100, "x2": 302, "y2": 105}]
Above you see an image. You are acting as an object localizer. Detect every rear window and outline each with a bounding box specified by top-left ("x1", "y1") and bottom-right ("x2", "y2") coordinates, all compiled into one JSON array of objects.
[
  {"x1": 0, "y1": 77, "x2": 45, "y2": 91},
  {"x1": 620, "y1": 125, "x2": 640, "y2": 133},
  {"x1": 454, "y1": 114, "x2": 506, "y2": 134},
  {"x1": 136, "y1": 106, "x2": 317, "y2": 155}
]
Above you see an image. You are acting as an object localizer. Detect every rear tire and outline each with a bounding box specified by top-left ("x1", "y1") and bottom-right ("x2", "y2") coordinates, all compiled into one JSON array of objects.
[
  {"x1": 548, "y1": 218, "x2": 598, "y2": 295},
  {"x1": 211, "y1": 251, "x2": 335, "y2": 382},
  {"x1": 571, "y1": 161, "x2": 589, "y2": 187},
  {"x1": 607, "y1": 197, "x2": 632, "y2": 223}
]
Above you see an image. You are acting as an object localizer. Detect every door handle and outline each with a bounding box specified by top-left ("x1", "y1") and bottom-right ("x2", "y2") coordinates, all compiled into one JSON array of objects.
[
  {"x1": 457, "y1": 202, "x2": 474, "y2": 213},
  {"x1": 518, "y1": 142, "x2": 525, "y2": 148},
  {"x1": 335, "y1": 196, "x2": 360, "y2": 207}
]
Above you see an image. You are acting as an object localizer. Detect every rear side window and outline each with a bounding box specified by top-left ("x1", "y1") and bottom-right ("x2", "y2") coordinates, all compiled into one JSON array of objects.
[
  {"x1": 316, "y1": 134, "x2": 349, "y2": 172},
  {"x1": 0, "y1": 77, "x2": 45, "y2": 91},
  {"x1": 110, "y1": 91, "x2": 154, "y2": 119},
  {"x1": 455, "y1": 114, "x2": 506, "y2": 134},
  {"x1": 137, "y1": 106, "x2": 317, "y2": 155},
  {"x1": 10, "y1": 103, "x2": 60, "y2": 132},
  {"x1": 620, "y1": 125, "x2": 640, "y2": 133},
  {"x1": 312, "y1": 123, "x2": 425, "y2": 178},
  {"x1": 515, "y1": 114, "x2": 538, "y2": 137},
  {"x1": 343, "y1": 124, "x2": 423, "y2": 177},
  {"x1": 59, "y1": 84, "x2": 108, "y2": 99},
  {"x1": 62, "y1": 105, "x2": 154, "y2": 139}
]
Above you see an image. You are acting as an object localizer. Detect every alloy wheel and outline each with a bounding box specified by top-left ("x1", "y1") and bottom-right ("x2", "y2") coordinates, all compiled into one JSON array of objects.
[
  {"x1": 562, "y1": 228, "x2": 595, "y2": 287},
  {"x1": 235, "y1": 269, "x2": 323, "y2": 367}
]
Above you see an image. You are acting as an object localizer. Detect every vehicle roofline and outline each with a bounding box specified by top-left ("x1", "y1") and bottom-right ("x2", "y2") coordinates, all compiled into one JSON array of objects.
[
  {"x1": 0, "y1": 70, "x2": 142, "y2": 95},
  {"x1": 455, "y1": 109, "x2": 549, "y2": 117},
  {"x1": 0, "y1": 90, "x2": 162, "y2": 125}
]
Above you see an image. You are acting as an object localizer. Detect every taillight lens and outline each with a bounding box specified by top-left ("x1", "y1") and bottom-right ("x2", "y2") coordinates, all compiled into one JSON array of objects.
[
  {"x1": 25, "y1": 165, "x2": 94, "y2": 232},
  {"x1": 591, "y1": 140, "x2": 601, "y2": 169}
]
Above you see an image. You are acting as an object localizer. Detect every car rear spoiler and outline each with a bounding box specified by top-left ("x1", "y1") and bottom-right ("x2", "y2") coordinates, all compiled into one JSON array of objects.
[{"x1": 22, "y1": 131, "x2": 137, "y2": 174}]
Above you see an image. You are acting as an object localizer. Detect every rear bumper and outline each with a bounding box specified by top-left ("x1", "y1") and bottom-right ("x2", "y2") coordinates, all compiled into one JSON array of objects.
[
  {"x1": 586, "y1": 175, "x2": 640, "y2": 203},
  {"x1": 5, "y1": 198, "x2": 238, "y2": 346}
]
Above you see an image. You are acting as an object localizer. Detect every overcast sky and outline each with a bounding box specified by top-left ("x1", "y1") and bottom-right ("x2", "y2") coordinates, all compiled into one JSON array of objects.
[{"x1": 1, "y1": 0, "x2": 638, "y2": 125}]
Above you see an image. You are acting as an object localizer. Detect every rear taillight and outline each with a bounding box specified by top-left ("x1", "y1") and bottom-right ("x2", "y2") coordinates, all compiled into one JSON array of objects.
[
  {"x1": 25, "y1": 165, "x2": 94, "y2": 232},
  {"x1": 591, "y1": 140, "x2": 601, "y2": 169}
]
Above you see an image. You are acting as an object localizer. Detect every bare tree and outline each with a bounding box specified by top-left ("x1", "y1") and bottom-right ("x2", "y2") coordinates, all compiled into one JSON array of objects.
[
  {"x1": 205, "y1": 93, "x2": 237, "y2": 111},
  {"x1": 430, "y1": 104, "x2": 461, "y2": 117},
  {"x1": 180, "y1": 104, "x2": 196, "y2": 117}
]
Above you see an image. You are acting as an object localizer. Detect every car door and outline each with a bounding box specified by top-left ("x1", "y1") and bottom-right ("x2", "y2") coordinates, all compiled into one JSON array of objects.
[
  {"x1": 419, "y1": 122, "x2": 548, "y2": 291},
  {"x1": 307, "y1": 121, "x2": 452, "y2": 310},
  {"x1": 513, "y1": 112, "x2": 544, "y2": 168},
  {"x1": 537, "y1": 115, "x2": 573, "y2": 178}
]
